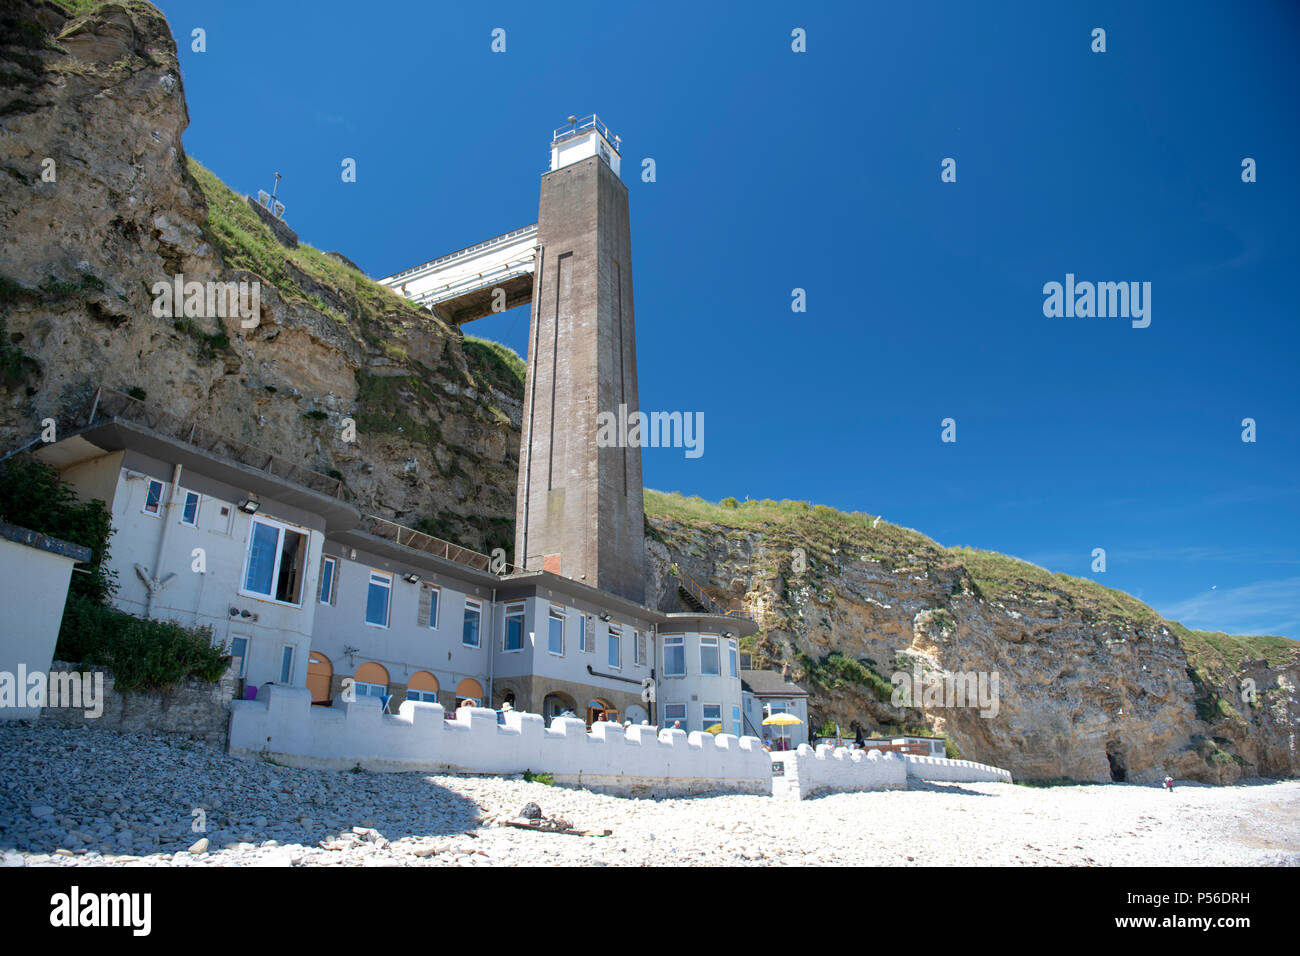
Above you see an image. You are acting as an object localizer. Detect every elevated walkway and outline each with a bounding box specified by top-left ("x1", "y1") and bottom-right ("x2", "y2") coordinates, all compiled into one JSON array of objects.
[{"x1": 377, "y1": 224, "x2": 537, "y2": 325}]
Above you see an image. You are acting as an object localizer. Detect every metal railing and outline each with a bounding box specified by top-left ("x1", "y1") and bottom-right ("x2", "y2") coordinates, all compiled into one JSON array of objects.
[
  {"x1": 86, "y1": 386, "x2": 353, "y2": 502},
  {"x1": 408, "y1": 257, "x2": 537, "y2": 307},
  {"x1": 360, "y1": 514, "x2": 492, "y2": 572},
  {"x1": 552, "y1": 114, "x2": 620, "y2": 152},
  {"x1": 382, "y1": 224, "x2": 539, "y2": 283},
  {"x1": 674, "y1": 566, "x2": 754, "y2": 622}
]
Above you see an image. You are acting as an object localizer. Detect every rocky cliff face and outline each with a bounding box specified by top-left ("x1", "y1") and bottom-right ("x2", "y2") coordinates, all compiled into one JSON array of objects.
[
  {"x1": 3, "y1": 0, "x2": 1295, "y2": 784},
  {"x1": 642, "y1": 497, "x2": 1300, "y2": 784},
  {"x1": 0, "y1": 0, "x2": 521, "y2": 554}
]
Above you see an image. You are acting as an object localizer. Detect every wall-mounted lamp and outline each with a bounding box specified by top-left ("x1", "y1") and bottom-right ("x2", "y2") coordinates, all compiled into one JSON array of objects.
[
  {"x1": 228, "y1": 607, "x2": 239, "y2": 617},
  {"x1": 403, "y1": 572, "x2": 421, "y2": 584},
  {"x1": 237, "y1": 498, "x2": 260, "y2": 515},
  {"x1": 598, "y1": 612, "x2": 612, "y2": 623},
  {"x1": 722, "y1": 630, "x2": 736, "y2": 639}
]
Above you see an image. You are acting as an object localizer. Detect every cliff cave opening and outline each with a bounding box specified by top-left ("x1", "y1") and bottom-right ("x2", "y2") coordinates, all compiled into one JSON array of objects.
[{"x1": 1106, "y1": 742, "x2": 1128, "y2": 782}]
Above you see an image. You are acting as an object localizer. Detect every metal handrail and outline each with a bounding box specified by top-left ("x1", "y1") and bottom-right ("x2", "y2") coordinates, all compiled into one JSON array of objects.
[
  {"x1": 384, "y1": 224, "x2": 538, "y2": 282},
  {"x1": 85, "y1": 386, "x2": 352, "y2": 501},
  {"x1": 674, "y1": 566, "x2": 753, "y2": 621},
  {"x1": 360, "y1": 514, "x2": 492, "y2": 572},
  {"x1": 552, "y1": 114, "x2": 620, "y2": 152}
]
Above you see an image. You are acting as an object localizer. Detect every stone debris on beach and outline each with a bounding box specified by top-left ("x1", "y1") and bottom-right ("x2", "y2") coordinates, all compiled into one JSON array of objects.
[{"x1": 0, "y1": 722, "x2": 1296, "y2": 867}]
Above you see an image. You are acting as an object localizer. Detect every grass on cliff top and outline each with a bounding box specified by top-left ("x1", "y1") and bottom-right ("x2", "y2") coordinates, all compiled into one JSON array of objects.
[
  {"x1": 463, "y1": 335, "x2": 526, "y2": 398},
  {"x1": 1169, "y1": 622, "x2": 1299, "y2": 678},
  {"x1": 948, "y1": 545, "x2": 1161, "y2": 624},
  {"x1": 643, "y1": 490, "x2": 944, "y2": 557},
  {"x1": 188, "y1": 158, "x2": 432, "y2": 331}
]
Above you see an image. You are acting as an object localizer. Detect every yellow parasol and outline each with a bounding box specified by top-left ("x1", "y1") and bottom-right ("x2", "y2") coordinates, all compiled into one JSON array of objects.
[
  {"x1": 762, "y1": 711, "x2": 803, "y2": 749},
  {"x1": 704, "y1": 723, "x2": 723, "y2": 735}
]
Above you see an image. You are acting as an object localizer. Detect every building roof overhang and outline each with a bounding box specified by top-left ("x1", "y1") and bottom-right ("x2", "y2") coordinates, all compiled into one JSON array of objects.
[{"x1": 34, "y1": 421, "x2": 361, "y2": 533}]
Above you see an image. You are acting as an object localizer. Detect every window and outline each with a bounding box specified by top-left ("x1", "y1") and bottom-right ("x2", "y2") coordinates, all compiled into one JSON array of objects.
[
  {"x1": 700, "y1": 635, "x2": 720, "y2": 676},
  {"x1": 663, "y1": 634, "x2": 685, "y2": 676},
  {"x1": 728, "y1": 638, "x2": 738, "y2": 678},
  {"x1": 634, "y1": 629, "x2": 646, "y2": 666},
  {"x1": 241, "y1": 517, "x2": 309, "y2": 605},
  {"x1": 504, "y1": 602, "x2": 525, "y2": 652},
  {"x1": 463, "y1": 599, "x2": 482, "y2": 647},
  {"x1": 227, "y1": 636, "x2": 249, "y2": 678},
  {"x1": 663, "y1": 703, "x2": 687, "y2": 731},
  {"x1": 142, "y1": 478, "x2": 164, "y2": 516},
  {"x1": 732, "y1": 704, "x2": 743, "y2": 735},
  {"x1": 578, "y1": 615, "x2": 588, "y2": 653},
  {"x1": 607, "y1": 626, "x2": 621, "y2": 669},
  {"x1": 179, "y1": 491, "x2": 200, "y2": 526},
  {"x1": 703, "y1": 703, "x2": 722, "y2": 734},
  {"x1": 419, "y1": 584, "x2": 440, "y2": 628},
  {"x1": 548, "y1": 606, "x2": 564, "y2": 656},
  {"x1": 406, "y1": 688, "x2": 437, "y2": 703},
  {"x1": 365, "y1": 570, "x2": 392, "y2": 627},
  {"x1": 353, "y1": 680, "x2": 386, "y2": 699},
  {"x1": 278, "y1": 645, "x2": 295, "y2": 684},
  {"x1": 319, "y1": 556, "x2": 337, "y2": 605}
]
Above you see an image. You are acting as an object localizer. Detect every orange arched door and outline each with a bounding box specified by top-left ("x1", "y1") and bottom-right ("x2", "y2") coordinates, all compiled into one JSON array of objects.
[
  {"x1": 306, "y1": 652, "x2": 332, "y2": 703},
  {"x1": 455, "y1": 678, "x2": 483, "y2": 706}
]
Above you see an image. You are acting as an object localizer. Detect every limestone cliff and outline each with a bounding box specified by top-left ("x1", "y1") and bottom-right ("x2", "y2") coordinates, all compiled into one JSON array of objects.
[
  {"x1": 0, "y1": 0, "x2": 521, "y2": 554},
  {"x1": 641, "y1": 493, "x2": 1299, "y2": 784},
  {"x1": 2, "y1": 0, "x2": 1294, "y2": 784}
]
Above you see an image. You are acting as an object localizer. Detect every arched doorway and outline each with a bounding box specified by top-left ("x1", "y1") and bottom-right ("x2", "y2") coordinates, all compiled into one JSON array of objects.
[
  {"x1": 306, "y1": 652, "x2": 332, "y2": 704},
  {"x1": 455, "y1": 677, "x2": 483, "y2": 707},
  {"x1": 586, "y1": 698, "x2": 618, "y2": 727},
  {"x1": 354, "y1": 662, "x2": 389, "y2": 700},
  {"x1": 625, "y1": 703, "x2": 648, "y2": 725},
  {"x1": 542, "y1": 691, "x2": 577, "y2": 725},
  {"x1": 407, "y1": 670, "x2": 439, "y2": 703}
]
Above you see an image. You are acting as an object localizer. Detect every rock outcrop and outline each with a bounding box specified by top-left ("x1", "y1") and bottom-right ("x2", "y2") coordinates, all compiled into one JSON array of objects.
[
  {"x1": 2, "y1": 0, "x2": 1294, "y2": 784},
  {"x1": 641, "y1": 496, "x2": 1299, "y2": 784},
  {"x1": 0, "y1": 0, "x2": 521, "y2": 554}
]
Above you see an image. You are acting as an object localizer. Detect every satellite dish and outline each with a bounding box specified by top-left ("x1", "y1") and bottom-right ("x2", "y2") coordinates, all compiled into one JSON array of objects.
[
  {"x1": 567, "y1": 115, "x2": 577, "y2": 125},
  {"x1": 257, "y1": 189, "x2": 270, "y2": 208}
]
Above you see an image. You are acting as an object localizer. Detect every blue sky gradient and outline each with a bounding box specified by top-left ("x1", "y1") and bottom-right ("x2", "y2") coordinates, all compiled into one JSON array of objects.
[{"x1": 155, "y1": 0, "x2": 1299, "y2": 639}]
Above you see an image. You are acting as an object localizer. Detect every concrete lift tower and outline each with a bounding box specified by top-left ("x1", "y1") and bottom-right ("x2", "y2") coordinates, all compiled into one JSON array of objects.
[{"x1": 378, "y1": 116, "x2": 647, "y2": 604}]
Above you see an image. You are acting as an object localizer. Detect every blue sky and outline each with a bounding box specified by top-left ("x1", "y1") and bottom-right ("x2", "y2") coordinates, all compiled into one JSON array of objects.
[{"x1": 157, "y1": 0, "x2": 1299, "y2": 639}]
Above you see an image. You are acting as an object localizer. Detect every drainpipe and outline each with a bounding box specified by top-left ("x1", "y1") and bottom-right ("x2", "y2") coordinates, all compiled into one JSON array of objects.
[
  {"x1": 145, "y1": 463, "x2": 182, "y2": 620},
  {"x1": 486, "y1": 586, "x2": 496, "y2": 706}
]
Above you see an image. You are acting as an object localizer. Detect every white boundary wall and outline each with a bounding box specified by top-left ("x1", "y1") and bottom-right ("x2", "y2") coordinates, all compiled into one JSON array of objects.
[
  {"x1": 772, "y1": 744, "x2": 1014, "y2": 799},
  {"x1": 904, "y1": 754, "x2": 1013, "y2": 784},
  {"x1": 771, "y1": 744, "x2": 908, "y2": 799},
  {"x1": 228, "y1": 685, "x2": 771, "y2": 796}
]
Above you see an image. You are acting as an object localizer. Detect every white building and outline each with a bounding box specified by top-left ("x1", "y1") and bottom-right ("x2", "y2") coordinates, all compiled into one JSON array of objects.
[{"x1": 36, "y1": 388, "x2": 758, "y2": 732}]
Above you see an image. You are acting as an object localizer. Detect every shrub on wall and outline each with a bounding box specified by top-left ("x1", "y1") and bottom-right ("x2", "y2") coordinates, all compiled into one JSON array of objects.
[
  {"x1": 0, "y1": 457, "x2": 116, "y2": 603},
  {"x1": 57, "y1": 594, "x2": 227, "y2": 692}
]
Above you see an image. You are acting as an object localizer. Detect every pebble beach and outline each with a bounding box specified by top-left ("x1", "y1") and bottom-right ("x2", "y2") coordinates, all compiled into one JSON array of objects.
[{"x1": 1, "y1": 722, "x2": 1296, "y2": 867}]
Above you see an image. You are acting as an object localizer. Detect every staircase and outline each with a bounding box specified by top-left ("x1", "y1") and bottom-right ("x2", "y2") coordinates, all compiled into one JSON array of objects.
[{"x1": 672, "y1": 566, "x2": 753, "y2": 621}]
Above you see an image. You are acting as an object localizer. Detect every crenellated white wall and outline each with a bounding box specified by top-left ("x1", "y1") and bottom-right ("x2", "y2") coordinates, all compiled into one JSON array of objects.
[
  {"x1": 904, "y1": 754, "x2": 1014, "y2": 784},
  {"x1": 228, "y1": 685, "x2": 771, "y2": 797},
  {"x1": 771, "y1": 744, "x2": 908, "y2": 799},
  {"x1": 771, "y1": 744, "x2": 1014, "y2": 799}
]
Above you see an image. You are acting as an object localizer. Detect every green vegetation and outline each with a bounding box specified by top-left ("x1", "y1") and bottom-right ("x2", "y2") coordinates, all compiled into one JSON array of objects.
[
  {"x1": 353, "y1": 370, "x2": 443, "y2": 449},
  {"x1": 56, "y1": 594, "x2": 227, "y2": 692},
  {"x1": 523, "y1": 770, "x2": 555, "y2": 786},
  {"x1": 463, "y1": 336, "x2": 526, "y2": 399},
  {"x1": 1170, "y1": 622, "x2": 1298, "y2": 679},
  {"x1": 0, "y1": 458, "x2": 224, "y2": 691},
  {"x1": 0, "y1": 458, "x2": 115, "y2": 603},
  {"x1": 797, "y1": 651, "x2": 895, "y2": 703},
  {"x1": 948, "y1": 546, "x2": 1160, "y2": 624},
  {"x1": 172, "y1": 317, "x2": 231, "y2": 362},
  {"x1": 188, "y1": 158, "x2": 431, "y2": 336},
  {"x1": 0, "y1": 316, "x2": 40, "y2": 389}
]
